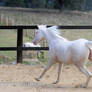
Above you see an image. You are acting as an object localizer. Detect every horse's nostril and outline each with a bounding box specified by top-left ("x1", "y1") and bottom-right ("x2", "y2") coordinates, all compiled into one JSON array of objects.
[
  {"x1": 33, "y1": 41, "x2": 37, "y2": 45},
  {"x1": 33, "y1": 41, "x2": 35, "y2": 44}
]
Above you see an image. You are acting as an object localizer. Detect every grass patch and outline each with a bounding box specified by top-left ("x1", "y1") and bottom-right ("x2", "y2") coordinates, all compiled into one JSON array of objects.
[
  {"x1": 86, "y1": 61, "x2": 92, "y2": 67},
  {"x1": 22, "y1": 61, "x2": 31, "y2": 65},
  {"x1": 0, "y1": 30, "x2": 17, "y2": 47},
  {"x1": 0, "y1": 55, "x2": 14, "y2": 64}
]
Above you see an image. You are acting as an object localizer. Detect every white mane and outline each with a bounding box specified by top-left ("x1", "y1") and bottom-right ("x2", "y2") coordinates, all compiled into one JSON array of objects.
[
  {"x1": 47, "y1": 26, "x2": 67, "y2": 41},
  {"x1": 47, "y1": 26, "x2": 61, "y2": 36},
  {"x1": 38, "y1": 25, "x2": 60, "y2": 36},
  {"x1": 38, "y1": 25, "x2": 67, "y2": 41}
]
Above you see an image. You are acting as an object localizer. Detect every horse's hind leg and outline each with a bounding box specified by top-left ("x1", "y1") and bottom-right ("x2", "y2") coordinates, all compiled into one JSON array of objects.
[
  {"x1": 35, "y1": 59, "x2": 55, "y2": 81},
  {"x1": 76, "y1": 65, "x2": 92, "y2": 88}
]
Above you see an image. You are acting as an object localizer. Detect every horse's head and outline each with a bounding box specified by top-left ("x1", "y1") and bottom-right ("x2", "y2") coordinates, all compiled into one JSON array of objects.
[{"x1": 33, "y1": 25, "x2": 46, "y2": 45}]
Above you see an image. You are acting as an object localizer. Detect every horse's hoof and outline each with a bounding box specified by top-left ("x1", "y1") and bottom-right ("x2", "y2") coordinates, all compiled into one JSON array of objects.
[
  {"x1": 53, "y1": 82, "x2": 57, "y2": 84},
  {"x1": 52, "y1": 81, "x2": 58, "y2": 84},
  {"x1": 74, "y1": 84, "x2": 81, "y2": 88},
  {"x1": 75, "y1": 84, "x2": 87, "y2": 88},
  {"x1": 35, "y1": 78, "x2": 40, "y2": 81},
  {"x1": 81, "y1": 84, "x2": 87, "y2": 88}
]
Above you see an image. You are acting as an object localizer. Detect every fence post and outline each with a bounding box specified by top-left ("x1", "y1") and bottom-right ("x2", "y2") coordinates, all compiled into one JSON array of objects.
[
  {"x1": 6, "y1": 17, "x2": 8, "y2": 26},
  {"x1": 17, "y1": 28, "x2": 23, "y2": 63},
  {"x1": 0, "y1": 14, "x2": 3, "y2": 24},
  {"x1": 0, "y1": 15, "x2": 1, "y2": 24}
]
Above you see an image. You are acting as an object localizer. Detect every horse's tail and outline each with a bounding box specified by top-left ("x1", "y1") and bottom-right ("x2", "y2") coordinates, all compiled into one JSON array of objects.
[{"x1": 86, "y1": 41, "x2": 92, "y2": 61}]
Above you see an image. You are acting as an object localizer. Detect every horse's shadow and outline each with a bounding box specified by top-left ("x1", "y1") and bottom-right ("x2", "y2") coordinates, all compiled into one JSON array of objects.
[{"x1": 32, "y1": 82, "x2": 92, "y2": 90}]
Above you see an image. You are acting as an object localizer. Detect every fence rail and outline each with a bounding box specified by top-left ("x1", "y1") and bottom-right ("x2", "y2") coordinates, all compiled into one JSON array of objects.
[
  {"x1": 0, "y1": 47, "x2": 49, "y2": 51},
  {"x1": 0, "y1": 25, "x2": 92, "y2": 29},
  {"x1": 0, "y1": 25, "x2": 92, "y2": 63}
]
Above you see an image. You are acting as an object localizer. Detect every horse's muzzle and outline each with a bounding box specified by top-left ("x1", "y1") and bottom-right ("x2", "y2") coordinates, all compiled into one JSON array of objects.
[{"x1": 33, "y1": 40, "x2": 37, "y2": 45}]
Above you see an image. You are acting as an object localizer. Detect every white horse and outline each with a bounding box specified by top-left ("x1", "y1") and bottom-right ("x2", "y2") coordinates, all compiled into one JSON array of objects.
[
  {"x1": 23, "y1": 42, "x2": 40, "y2": 47},
  {"x1": 23, "y1": 42, "x2": 42, "y2": 58},
  {"x1": 33, "y1": 25, "x2": 92, "y2": 88}
]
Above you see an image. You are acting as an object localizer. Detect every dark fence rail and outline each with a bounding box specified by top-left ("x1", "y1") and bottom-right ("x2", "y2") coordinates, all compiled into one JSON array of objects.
[
  {"x1": 0, "y1": 47, "x2": 49, "y2": 51},
  {"x1": 1, "y1": 25, "x2": 92, "y2": 29},
  {"x1": 0, "y1": 25, "x2": 92, "y2": 63}
]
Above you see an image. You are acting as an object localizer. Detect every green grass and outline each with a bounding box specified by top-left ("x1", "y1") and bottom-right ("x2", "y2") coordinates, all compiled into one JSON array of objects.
[
  {"x1": 1, "y1": 8, "x2": 92, "y2": 25},
  {"x1": 0, "y1": 30, "x2": 17, "y2": 47},
  {"x1": 22, "y1": 61, "x2": 31, "y2": 65},
  {"x1": 61, "y1": 30, "x2": 92, "y2": 40}
]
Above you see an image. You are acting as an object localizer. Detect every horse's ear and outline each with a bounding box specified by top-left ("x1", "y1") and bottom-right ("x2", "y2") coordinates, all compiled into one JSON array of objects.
[
  {"x1": 50, "y1": 26, "x2": 58, "y2": 29},
  {"x1": 37, "y1": 25, "x2": 47, "y2": 30},
  {"x1": 47, "y1": 26, "x2": 59, "y2": 30},
  {"x1": 37, "y1": 25, "x2": 40, "y2": 29}
]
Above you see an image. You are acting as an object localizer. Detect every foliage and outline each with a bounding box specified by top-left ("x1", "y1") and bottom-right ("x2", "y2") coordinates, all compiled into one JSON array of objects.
[
  {"x1": 64, "y1": 0, "x2": 81, "y2": 10},
  {"x1": 2, "y1": 0, "x2": 85, "y2": 10},
  {"x1": 0, "y1": 0, "x2": 92, "y2": 10},
  {"x1": 5, "y1": 0, "x2": 26, "y2": 7}
]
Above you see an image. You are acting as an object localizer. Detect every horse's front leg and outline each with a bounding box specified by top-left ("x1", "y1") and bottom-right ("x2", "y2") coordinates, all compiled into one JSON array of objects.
[
  {"x1": 53, "y1": 63, "x2": 63, "y2": 84},
  {"x1": 35, "y1": 59, "x2": 55, "y2": 81}
]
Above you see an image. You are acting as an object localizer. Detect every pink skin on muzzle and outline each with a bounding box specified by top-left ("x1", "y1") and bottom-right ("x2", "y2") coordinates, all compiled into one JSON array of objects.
[{"x1": 33, "y1": 40, "x2": 37, "y2": 45}]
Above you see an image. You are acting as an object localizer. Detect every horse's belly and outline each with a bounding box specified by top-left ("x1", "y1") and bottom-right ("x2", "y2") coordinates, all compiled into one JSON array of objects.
[
  {"x1": 63, "y1": 57, "x2": 73, "y2": 64},
  {"x1": 57, "y1": 54, "x2": 73, "y2": 64}
]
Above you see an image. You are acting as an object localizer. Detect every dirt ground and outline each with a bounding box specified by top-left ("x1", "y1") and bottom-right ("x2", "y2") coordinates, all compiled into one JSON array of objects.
[{"x1": 0, "y1": 64, "x2": 92, "y2": 92}]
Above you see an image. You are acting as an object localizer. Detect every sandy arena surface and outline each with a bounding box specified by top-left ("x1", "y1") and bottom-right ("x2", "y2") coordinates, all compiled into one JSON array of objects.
[{"x1": 0, "y1": 64, "x2": 92, "y2": 92}]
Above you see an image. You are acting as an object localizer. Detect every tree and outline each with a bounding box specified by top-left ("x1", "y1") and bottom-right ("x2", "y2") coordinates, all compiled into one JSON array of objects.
[
  {"x1": 54, "y1": 0, "x2": 64, "y2": 9},
  {"x1": 5, "y1": 0, "x2": 26, "y2": 7},
  {"x1": 4, "y1": 0, "x2": 87, "y2": 10},
  {"x1": 64, "y1": 0, "x2": 81, "y2": 10}
]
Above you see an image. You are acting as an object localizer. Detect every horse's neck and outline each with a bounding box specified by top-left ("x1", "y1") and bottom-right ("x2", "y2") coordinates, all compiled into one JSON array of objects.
[
  {"x1": 60, "y1": 36, "x2": 67, "y2": 41},
  {"x1": 44, "y1": 32, "x2": 66, "y2": 46}
]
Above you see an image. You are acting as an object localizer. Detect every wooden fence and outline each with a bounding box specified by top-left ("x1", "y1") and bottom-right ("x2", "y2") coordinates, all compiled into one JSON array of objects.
[{"x1": 0, "y1": 25, "x2": 92, "y2": 63}]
